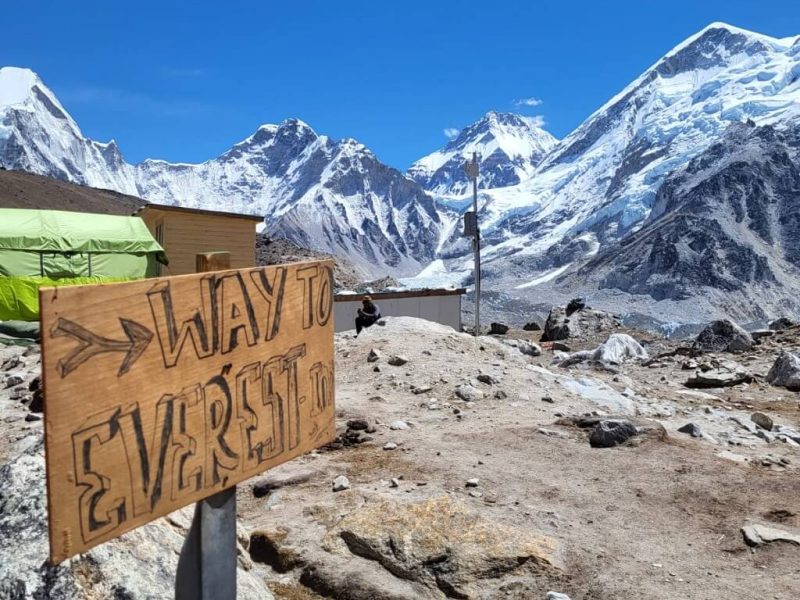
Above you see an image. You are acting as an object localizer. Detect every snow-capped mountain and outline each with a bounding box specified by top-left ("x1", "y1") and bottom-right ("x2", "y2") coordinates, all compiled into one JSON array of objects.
[
  {"x1": 557, "y1": 121, "x2": 800, "y2": 322},
  {"x1": 0, "y1": 67, "x2": 442, "y2": 278},
  {"x1": 474, "y1": 23, "x2": 800, "y2": 265},
  {"x1": 0, "y1": 67, "x2": 138, "y2": 194},
  {"x1": 407, "y1": 111, "x2": 558, "y2": 197}
]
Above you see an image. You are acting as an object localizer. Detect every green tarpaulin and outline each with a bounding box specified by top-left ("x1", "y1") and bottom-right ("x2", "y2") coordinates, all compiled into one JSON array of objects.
[{"x1": 0, "y1": 209, "x2": 167, "y2": 321}]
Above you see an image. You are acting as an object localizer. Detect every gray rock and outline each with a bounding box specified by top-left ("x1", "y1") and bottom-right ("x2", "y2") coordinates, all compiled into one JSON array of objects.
[
  {"x1": 489, "y1": 322, "x2": 509, "y2": 335},
  {"x1": 411, "y1": 385, "x2": 432, "y2": 394},
  {"x1": 769, "y1": 317, "x2": 798, "y2": 331},
  {"x1": 322, "y1": 496, "x2": 556, "y2": 599},
  {"x1": 589, "y1": 420, "x2": 639, "y2": 448},
  {"x1": 751, "y1": 412, "x2": 774, "y2": 431},
  {"x1": 741, "y1": 523, "x2": 800, "y2": 547},
  {"x1": 389, "y1": 420, "x2": 410, "y2": 430},
  {"x1": 383, "y1": 442, "x2": 398, "y2": 451},
  {"x1": 692, "y1": 319, "x2": 754, "y2": 353},
  {"x1": 367, "y1": 348, "x2": 382, "y2": 363},
  {"x1": 455, "y1": 384, "x2": 484, "y2": 402},
  {"x1": 558, "y1": 333, "x2": 648, "y2": 368},
  {"x1": 4, "y1": 372, "x2": 25, "y2": 388},
  {"x1": 750, "y1": 329, "x2": 775, "y2": 341},
  {"x1": 547, "y1": 593, "x2": 573, "y2": 600},
  {"x1": 252, "y1": 468, "x2": 319, "y2": 498},
  {"x1": 0, "y1": 436, "x2": 271, "y2": 599},
  {"x1": 332, "y1": 475, "x2": 351, "y2": 492},
  {"x1": 476, "y1": 374, "x2": 498, "y2": 385},
  {"x1": 518, "y1": 340, "x2": 542, "y2": 357},
  {"x1": 347, "y1": 418, "x2": 370, "y2": 431},
  {"x1": 523, "y1": 321, "x2": 541, "y2": 331},
  {"x1": 766, "y1": 352, "x2": 800, "y2": 390},
  {"x1": 685, "y1": 366, "x2": 752, "y2": 388},
  {"x1": 387, "y1": 355, "x2": 409, "y2": 366},
  {"x1": 465, "y1": 478, "x2": 480, "y2": 487},
  {"x1": 541, "y1": 305, "x2": 619, "y2": 342},
  {"x1": 677, "y1": 423, "x2": 703, "y2": 438}
]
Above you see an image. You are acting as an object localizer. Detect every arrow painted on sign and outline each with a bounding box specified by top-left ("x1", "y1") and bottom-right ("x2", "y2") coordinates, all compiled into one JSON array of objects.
[{"x1": 51, "y1": 317, "x2": 154, "y2": 378}]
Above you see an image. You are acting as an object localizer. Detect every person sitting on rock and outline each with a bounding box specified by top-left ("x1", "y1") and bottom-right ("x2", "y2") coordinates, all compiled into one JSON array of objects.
[{"x1": 355, "y1": 296, "x2": 381, "y2": 335}]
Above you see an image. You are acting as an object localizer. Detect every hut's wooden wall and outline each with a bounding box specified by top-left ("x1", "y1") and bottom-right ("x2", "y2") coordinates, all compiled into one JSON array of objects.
[{"x1": 140, "y1": 208, "x2": 256, "y2": 276}]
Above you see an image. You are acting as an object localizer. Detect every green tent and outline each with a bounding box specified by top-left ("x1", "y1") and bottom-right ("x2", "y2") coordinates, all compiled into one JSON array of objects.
[{"x1": 0, "y1": 208, "x2": 167, "y2": 321}]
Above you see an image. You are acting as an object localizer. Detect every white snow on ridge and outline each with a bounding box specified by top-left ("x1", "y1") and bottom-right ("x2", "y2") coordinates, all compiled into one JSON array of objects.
[{"x1": 515, "y1": 263, "x2": 572, "y2": 289}]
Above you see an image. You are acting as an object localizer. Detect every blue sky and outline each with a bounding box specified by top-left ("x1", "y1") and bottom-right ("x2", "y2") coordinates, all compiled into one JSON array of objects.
[{"x1": 6, "y1": 1, "x2": 800, "y2": 169}]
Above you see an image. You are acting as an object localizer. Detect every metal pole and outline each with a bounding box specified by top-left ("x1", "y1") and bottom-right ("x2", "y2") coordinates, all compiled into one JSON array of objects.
[
  {"x1": 176, "y1": 253, "x2": 237, "y2": 600},
  {"x1": 472, "y1": 152, "x2": 481, "y2": 336},
  {"x1": 175, "y1": 488, "x2": 237, "y2": 600}
]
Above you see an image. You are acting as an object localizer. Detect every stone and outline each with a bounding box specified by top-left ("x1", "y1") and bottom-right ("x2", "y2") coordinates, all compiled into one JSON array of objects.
[
  {"x1": 490, "y1": 322, "x2": 509, "y2": 335},
  {"x1": 387, "y1": 355, "x2": 409, "y2": 366},
  {"x1": 383, "y1": 442, "x2": 398, "y2": 450},
  {"x1": 252, "y1": 469, "x2": 319, "y2": 498},
  {"x1": 541, "y1": 396, "x2": 554, "y2": 403},
  {"x1": 367, "y1": 348, "x2": 382, "y2": 363},
  {"x1": 589, "y1": 420, "x2": 639, "y2": 448},
  {"x1": 751, "y1": 412, "x2": 774, "y2": 431},
  {"x1": 390, "y1": 478, "x2": 401, "y2": 488},
  {"x1": 4, "y1": 372, "x2": 24, "y2": 388},
  {"x1": 518, "y1": 340, "x2": 542, "y2": 357},
  {"x1": 769, "y1": 317, "x2": 798, "y2": 331},
  {"x1": 766, "y1": 352, "x2": 800, "y2": 390},
  {"x1": 523, "y1": 321, "x2": 541, "y2": 331},
  {"x1": 750, "y1": 329, "x2": 775, "y2": 341},
  {"x1": 322, "y1": 496, "x2": 556, "y2": 599},
  {"x1": 494, "y1": 390, "x2": 508, "y2": 399},
  {"x1": 389, "y1": 420, "x2": 410, "y2": 430},
  {"x1": 692, "y1": 319, "x2": 754, "y2": 353},
  {"x1": 332, "y1": 475, "x2": 351, "y2": 492},
  {"x1": 677, "y1": 423, "x2": 703, "y2": 438},
  {"x1": 465, "y1": 478, "x2": 480, "y2": 487},
  {"x1": 558, "y1": 333, "x2": 648, "y2": 368},
  {"x1": 476, "y1": 374, "x2": 497, "y2": 385},
  {"x1": 541, "y1": 305, "x2": 618, "y2": 342},
  {"x1": 411, "y1": 385, "x2": 432, "y2": 394},
  {"x1": 547, "y1": 593, "x2": 573, "y2": 600},
  {"x1": 0, "y1": 438, "x2": 273, "y2": 599},
  {"x1": 346, "y1": 418, "x2": 370, "y2": 431},
  {"x1": 685, "y1": 367, "x2": 752, "y2": 388},
  {"x1": 741, "y1": 523, "x2": 800, "y2": 547},
  {"x1": 551, "y1": 342, "x2": 571, "y2": 352},
  {"x1": 565, "y1": 298, "x2": 586, "y2": 316},
  {"x1": 249, "y1": 528, "x2": 303, "y2": 572},
  {"x1": 455, "y1": 383, "x2": 484, "y2": 402}
]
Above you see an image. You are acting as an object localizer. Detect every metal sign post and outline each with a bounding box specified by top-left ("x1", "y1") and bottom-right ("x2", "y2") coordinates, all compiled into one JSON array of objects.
[{"x1": 464, "y1": 152, "x2": 481, "y2": 335}]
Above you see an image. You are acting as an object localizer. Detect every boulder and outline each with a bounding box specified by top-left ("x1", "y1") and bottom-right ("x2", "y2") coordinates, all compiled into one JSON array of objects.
[
  {"x1": 741, "y1": 523, "x2": 800, "y2": 547},
  {"x1": 751, "y1": 412, "x2": 774, "y2": 431},
  {"x1": 768, "y1": 317, "x2": 798, "y2": 331},
  {"x1": 387, "y1": 355, "x2": 409, "y2": 366},
  {"x1": 322, "y1": 496, "x2": 557, "y2": 599},
  {"x1": 522, "y1": 321, "x2": 541, "y2": 331},
  {"x1": 677, "y1": 423, "x2": 703, "y2": 438},
  {"x1": 556, "y1": 334, "x2": 648, "y2": 368},
  {"x1": 685, "y1": 368, "x2": 752, "y2": 388},
  {"x1": 367, "y1": 349, "x2": 382, "y2": 363},
  {"x1": 766, "y1": 352, "x2": 800, "y2": 391},
  {"x1": 692, "y1": 319, "x2": 754, "y2": 353},
  {"x1": 455, "y1": 384, "x2": 484, "y2": 402},
  {"x1": 489, "y1": 322, "x2": 509, "y2": 335},
  {"x1": 0, "y1": 437, "x2": 272, "y2": 599},
  {"x1": 589, "y1": 420, "x2": 639, "y2": 448},
  {"x1": 541, "y1": 305, "x2": 619, "y2": 342}
]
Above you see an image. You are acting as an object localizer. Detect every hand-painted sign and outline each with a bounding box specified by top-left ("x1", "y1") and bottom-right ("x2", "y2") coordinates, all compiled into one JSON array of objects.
[{"x1": 40, "y1": 260, "x2": 336, "y2": 563}]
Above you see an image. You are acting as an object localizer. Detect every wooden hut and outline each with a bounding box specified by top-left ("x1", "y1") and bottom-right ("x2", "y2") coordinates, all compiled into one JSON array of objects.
[{"x1": 135, "y1": 204, "x2": 262, "y2": 275}]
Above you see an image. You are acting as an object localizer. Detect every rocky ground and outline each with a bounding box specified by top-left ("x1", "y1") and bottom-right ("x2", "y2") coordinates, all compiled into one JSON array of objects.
[{"x1": 2, "y1": 307, "x2": 800, "y2": 599}]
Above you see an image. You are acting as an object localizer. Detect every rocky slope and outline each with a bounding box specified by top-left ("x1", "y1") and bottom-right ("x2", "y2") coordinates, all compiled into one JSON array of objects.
[
  {"x1": 557, "y1": 122, "x2": 800, "y2": 321},
  {"x1": 407, "y1": 111, "x2": 558, "y2": 198},
  {"x1": 3, "y1": 316, "x2": 800, "y2": 599},
  {"x1": 0, "y1": 67, "x2": 442, "y2": 278}
]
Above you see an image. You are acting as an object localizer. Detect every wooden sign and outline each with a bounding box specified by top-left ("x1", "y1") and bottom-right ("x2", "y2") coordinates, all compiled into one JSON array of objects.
[{"x1": 40, "y1": 260, "x2": 336, "y2": 563}]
